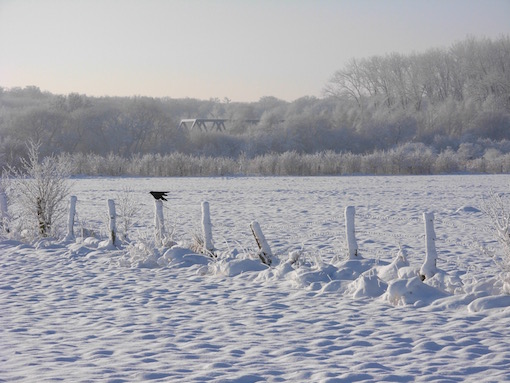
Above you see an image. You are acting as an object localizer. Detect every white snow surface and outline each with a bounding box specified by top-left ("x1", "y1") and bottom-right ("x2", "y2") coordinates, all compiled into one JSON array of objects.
[{"x1": 2, "y1": 175, "x2": 510, "y2": 382}]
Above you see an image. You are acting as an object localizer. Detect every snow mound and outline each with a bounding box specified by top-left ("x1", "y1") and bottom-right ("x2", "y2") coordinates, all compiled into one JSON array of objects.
[
  {"x1": 318, "y1": 279, "x2": 347, "y2": 294},
  {"x1": 467, "y1": 295, "x2": 510, "y2": 313},
  {"x1": 425, "y1": 270, "x2": 464, "y2": 295},
  {"x1": 397, "y1": 266, "x2": 421, "y2": 279},
  {"x1": 209, "y1": 256, "x2": 269, "y2": 277},
  {"x1": 335, "y1": 258, "x2": 376, "y2": 280},
  {"x1": 455, "y1": 205, "x2": 481, "y2": 214},
  {"x1": 255, "y1": 262, "x2": 341, "y2": 289},
  {"x1": 255, "y1": 255, "x2": 377, "y2": 292},
  {"x1": 294, "y1": 263, "x2": 344, "y2": 288},
  {"x1": 158, "y1": 246, "x2": 212, "y2": 268},
  {"x1": 255, "y1": 260, "x2": 296, "y2": 282},
  {"x1": 383, "y1": 276, "x2": 448, "y2": 307},
  {"x1": 426, "y1": 292, "x2": 489, "y2": 311},
  {"x1": 375, "y1": 248, "x2": 409, "y2": 282},
  {"x1": 346, "y1": 273, "x2": 388, "y2": 298}
]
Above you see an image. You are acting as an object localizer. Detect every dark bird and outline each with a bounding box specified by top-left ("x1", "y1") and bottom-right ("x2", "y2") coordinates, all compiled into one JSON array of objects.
[{"x1": 150, "y1": 191, "x2": 169, "y2": 201}]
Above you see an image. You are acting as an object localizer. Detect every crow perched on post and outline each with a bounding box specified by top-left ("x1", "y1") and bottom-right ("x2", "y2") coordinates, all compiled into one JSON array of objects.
[{"x1": 150, "y1": 191, "x2": 169, "y2": 201}]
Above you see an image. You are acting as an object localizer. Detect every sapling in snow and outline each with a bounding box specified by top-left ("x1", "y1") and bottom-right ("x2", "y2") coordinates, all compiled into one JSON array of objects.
[{"x1": 116, "y1": 187, "x2": 139, "y2": 241}]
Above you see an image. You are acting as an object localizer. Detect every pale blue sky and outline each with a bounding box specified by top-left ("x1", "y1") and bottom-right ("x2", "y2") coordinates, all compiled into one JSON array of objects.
[{"x1": 1, "y1": 0, "x2": 509, "y2": 102}]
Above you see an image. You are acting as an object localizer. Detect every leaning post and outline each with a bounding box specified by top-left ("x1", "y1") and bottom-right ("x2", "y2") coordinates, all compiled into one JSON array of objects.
[{"x1": 250, "y1": 221, "x2": 272, "y2": 265}]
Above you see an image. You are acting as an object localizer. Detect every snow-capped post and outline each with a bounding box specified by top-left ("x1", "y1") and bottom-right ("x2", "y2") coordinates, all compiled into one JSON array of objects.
[
  {"x1": 345, "y1": 206, "x2": 359, "y2": 258},
  {"x1": 201, "y1": 201, "x2": 214, "y2": 255},
  {"x1": 420, "y1": 212, "x2": 438, "y2": 280},
  {"x1": 65, "y1": 195, "x2": 77, "y2": 241},
  {"x1": 0, "y1": 188, "x2": 9, "y2": 233},
  {"x1": 107, "y1": 199, "x2": 117, "y2": 246},
  {"x1": 250, "y1": 221, "x2": 272, "y2": 265},
  {"x1": 154, "y1": 199, "x2": 166, "y2": 246}
]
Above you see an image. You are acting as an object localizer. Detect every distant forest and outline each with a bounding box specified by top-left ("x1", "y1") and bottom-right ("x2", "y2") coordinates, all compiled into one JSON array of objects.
[{"x1": 1, "y1": 36, "x2": 509, "y2": 176}]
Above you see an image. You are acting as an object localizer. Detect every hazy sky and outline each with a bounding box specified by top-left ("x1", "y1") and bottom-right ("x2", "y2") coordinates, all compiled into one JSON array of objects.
[{"x1": 1, "y1": 0, "x2": 510, "y2": 102}]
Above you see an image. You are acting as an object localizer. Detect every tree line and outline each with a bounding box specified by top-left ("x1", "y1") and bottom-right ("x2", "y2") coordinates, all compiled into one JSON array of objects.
[
  {"x1": 0, "y1": 36, "x2": 509, "y2": 176},
  {"x1": 54, "y1": 144, "x2": 510, "y2": 177}
]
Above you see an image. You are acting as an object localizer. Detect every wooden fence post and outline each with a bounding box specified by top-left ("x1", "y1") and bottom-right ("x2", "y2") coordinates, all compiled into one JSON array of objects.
[
  {"x1": 345, "y1": 206, "x2": 359, "y2": 259},
  {"x1": 65, "y1": 196, "x2": 77, "y2": 241},
  {"x1": 107, "y1": 199, "x2": 117, "y2": 246},
  {"x1": 250, "y1": 221, "x2": 272, "y2": 265},
  {"x1": 201, "y1": 201, "x2": 214, "y2": 254},
  {"x1": 420, "y1": 212, "x2": 438, "y2": 280},
  {"x1": 154, "y1": 199, "x2": 166, "y2": 246}
]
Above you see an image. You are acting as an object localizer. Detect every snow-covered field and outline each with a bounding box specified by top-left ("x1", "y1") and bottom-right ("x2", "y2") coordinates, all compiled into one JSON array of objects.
[{"x1": 2, "y1": 175, "x2": 510, "y2": 382}]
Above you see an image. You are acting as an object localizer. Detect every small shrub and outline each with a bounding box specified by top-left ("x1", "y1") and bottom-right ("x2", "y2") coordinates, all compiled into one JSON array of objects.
[
  {"x1": 482, "y1": 189, "x2": 510, "y2": 292},
  {"x1": 3, "y1": 141, "x2": 73, "y2": 239},
  {"x1": 116, "y1": 187, "x2": 139, "y2": 241}
]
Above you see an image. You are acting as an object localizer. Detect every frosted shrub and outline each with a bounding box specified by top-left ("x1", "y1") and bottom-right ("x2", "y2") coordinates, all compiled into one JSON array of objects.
[
  {"x1": 291, "y1": 249, "x2": 324, "y2": 269},
  {"x1": 3, "y1": 141, "x2": 73, "y2": 239},
  {"x1": 0, "y1": 181, "x2": 10, "y2": 235},
  {"x1": 121, "y1": 230, "x2": 161, "y2": 268},
  {"x1": 116, "y1": 187, "x2": 139, "y2": 241},
  {"x1": 120, "y1": 224, "x2": 176, "y2": 268},
  {"x1": 482, "y1": 190, "x2": 510, "y2": 292},
  {"x1": 190, "y1": 230, "x2": 205, "y2": 253}
]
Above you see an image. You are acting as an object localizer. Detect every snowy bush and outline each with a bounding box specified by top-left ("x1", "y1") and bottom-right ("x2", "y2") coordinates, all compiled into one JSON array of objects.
[
  {"x1": 118, "y1": 230, "x2": 164, "y2": 268},
  {"x1": 482, "y1": 189, "x2": 510, "y2": 292},
  {"x1": 3, "y1": 141, "x2": 73, "y2": 239},
  {"x1": 0, "y1": 185, "x2": 10, "y2": 235},
  {"x1": 115, "y1": 187, "x2": 139, "y2": 241},
  {"x1": 190, "y1": 230, "x2": 207, "y2": 255}
]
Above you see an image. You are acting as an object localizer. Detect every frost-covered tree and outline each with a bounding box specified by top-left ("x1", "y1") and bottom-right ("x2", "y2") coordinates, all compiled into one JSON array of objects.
[
  {"x1": 482, "y1": 190, "x2": 510, "y2": 293},
  {"x1": 4, "y1": 141, "x2": 73, "y2": 238}
]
